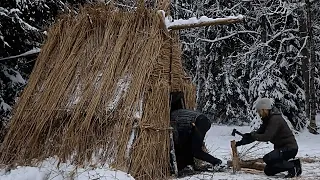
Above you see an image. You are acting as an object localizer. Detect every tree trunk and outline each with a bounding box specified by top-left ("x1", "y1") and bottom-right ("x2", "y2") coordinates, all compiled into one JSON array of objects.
[
  {"x1": 261, "y1": 15, "x2": 267, "y2": 61},
  {"x1": 195, "y1": 30, "x2": 207, "y2": 110},
  {"x1": 298, "y1": 7, "x2": 310, "y2": 129},
  {"x1": 306, "y1": 0, "x2": 318, "y2": 134}
]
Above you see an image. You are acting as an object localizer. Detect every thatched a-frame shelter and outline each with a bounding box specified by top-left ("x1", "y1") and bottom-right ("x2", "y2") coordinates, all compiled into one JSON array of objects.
[{"x1": 0, "y1": 3, "x2": 197, "y2": 180}]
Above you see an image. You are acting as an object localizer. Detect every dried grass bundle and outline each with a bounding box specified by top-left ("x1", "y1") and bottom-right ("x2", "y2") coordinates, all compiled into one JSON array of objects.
[{"x1": 0, "y1": 3, "x2": 196, "y2": 180}]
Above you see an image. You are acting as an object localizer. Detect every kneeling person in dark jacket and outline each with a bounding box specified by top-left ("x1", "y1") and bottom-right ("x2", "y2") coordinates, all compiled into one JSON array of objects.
[
  {"x1": 171, "y1": 109, "x2": 222, "y2": 174},
  {"x1": 237, "y1": 98, "x2": 301, "y2": 178}
]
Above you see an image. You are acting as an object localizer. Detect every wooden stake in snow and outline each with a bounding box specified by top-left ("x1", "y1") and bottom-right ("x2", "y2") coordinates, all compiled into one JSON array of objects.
[
  {"x1": 166, "y1": 15, "x2": 244, "y2": 31},
  {"x1": 169, "y1": 127, "x2": 178, "y2": 177},
  {"x1": 231, "y1": 140, "x2": 241, "y2": 173}
]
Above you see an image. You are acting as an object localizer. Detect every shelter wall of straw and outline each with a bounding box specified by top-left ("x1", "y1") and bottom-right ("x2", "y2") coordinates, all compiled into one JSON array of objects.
[{"x1": 0, "y1": 4, "x2": 196, "y2": 180}]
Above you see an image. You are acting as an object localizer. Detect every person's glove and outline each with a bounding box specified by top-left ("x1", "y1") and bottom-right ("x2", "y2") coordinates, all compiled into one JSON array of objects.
[
  {"x1": 250, "y1": 132, "x2": 257, "y2": 140},
  {"x1": 235, "y1": 133, "x2": 255, "y2": 147},
  {"x1": 243, "y1": 133, "x2": 252, "y2": 139},
  {"x1": 235, "y1": 141, "x2": 243, "y2": 147}
]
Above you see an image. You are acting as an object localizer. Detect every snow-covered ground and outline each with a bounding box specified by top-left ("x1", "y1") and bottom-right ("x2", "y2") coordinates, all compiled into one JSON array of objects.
[
  {"x1": 1, "y1": 114, "x2": 319, "y2": 180},
  {"x1": 0, "y1": 159, "x2": 134, "y2": 180},
  {"x1": 180, "y1": 114, "x2": 320, "y2": 180}
]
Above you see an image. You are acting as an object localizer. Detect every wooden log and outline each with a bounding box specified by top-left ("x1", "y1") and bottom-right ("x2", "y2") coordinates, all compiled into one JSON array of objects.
[
  {"x1": 231, "y1": 140, "x2": 241, "y2": 173},
  {"x1": 229, "y1": 156, "x2": 320, "y2": 172},
  {"x1": 239, "y1": 161, "x2": 265, "y2": 171},
  {"x1": 241, "y1": 168, "x2": 264, "y2": 175},
  {"x1": 227, "y1": 158, "x2": 266, "y2": 171},
  {"x1": 241, "y1": 158, "x2": 264, "y2": 164}
]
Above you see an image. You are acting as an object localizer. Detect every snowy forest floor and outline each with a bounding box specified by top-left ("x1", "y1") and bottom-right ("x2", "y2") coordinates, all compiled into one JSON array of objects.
[
  {"x1": 0, "y1": 115, "x2": 319, "y2": 180},
  {"x1": 178, "y1": 114, "x2": 320, "y2": 180}
]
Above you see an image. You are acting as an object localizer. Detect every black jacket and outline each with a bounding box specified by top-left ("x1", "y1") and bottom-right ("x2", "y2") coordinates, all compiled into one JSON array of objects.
[
  {"x1": 171, "y1": 109, "x2": 202, "y2": 132},
  {"x1": 170, "y1": 109, "x2": 210, "y2": 143}
]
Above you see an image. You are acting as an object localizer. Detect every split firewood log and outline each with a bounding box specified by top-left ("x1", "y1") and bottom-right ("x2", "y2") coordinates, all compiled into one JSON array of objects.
[{"x1": 227, "y1": 159, "x2": 266, "y2": 171}]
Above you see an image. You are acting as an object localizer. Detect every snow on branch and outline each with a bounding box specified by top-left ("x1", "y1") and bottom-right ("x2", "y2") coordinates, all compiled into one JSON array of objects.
[
  {"x1": 159, "y1": 10, "x2": 244, "y2": 30},
  {"x1": 167, "y1": 15, "x2": 244, "y2": 30},
  {"x1": 265, "y1": 28, "x2": 299, "y2": 45},
  {"x1": 0, "y1": 48, "x2": 40, "y2": 61},
  {"x1": 199, "y1": 31, "x2": 259, "y2": 43}
]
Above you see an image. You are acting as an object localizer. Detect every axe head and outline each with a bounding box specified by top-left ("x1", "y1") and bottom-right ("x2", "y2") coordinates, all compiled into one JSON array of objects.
[{"x1": 231, "y1": 129, "x2": 237, "y2": 136}]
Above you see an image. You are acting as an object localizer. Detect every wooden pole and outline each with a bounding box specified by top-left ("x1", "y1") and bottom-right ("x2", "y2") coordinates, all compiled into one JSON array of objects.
[
  {"x1": 169, "y1": 127, "x2": 179, "y2": 177},
  {"x1": 168, "y1": 18, "x2": 243, "y2": 31},
  {"x1": 231, "y1": 140, "x2": 241, "y2": 173}
]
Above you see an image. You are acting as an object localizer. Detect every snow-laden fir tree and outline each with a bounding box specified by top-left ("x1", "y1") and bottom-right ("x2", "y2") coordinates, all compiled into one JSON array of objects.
[
  {"x1": 176, "y1": 0, "x2": 254, "y2": 124},
  {"x1": 0, "y1": 0, "x2": 95, "y2": 140},
  {"x1": 175, "y1": 0, "x2": 314, "y2": 129},
  {"x1": 0, "y1": 1, "x2": 42, "y2": 128},
  {"x1": 1, "y1": 0, "x2": 319, "y2": 133},
  {"x1": 314, "y1": 1, "x2": 320, "y2": 112},
  {"x1": 246, "y1": 1, "x2": 308, "y2": 130}
]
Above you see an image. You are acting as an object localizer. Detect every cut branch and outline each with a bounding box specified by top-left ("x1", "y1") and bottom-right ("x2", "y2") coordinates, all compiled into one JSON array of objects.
[{"x1": 0, "y1": 48, "x2": 41, "y2": 61}]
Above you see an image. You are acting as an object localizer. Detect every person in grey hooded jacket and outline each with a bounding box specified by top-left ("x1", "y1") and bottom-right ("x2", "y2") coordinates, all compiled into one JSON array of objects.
[{"x1": 237, "y1": 98, "x2": 302, "y2": 178}]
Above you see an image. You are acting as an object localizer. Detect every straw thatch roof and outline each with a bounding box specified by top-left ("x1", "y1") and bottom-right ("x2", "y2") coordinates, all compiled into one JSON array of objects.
[{"x1": 0, "y1": 3, "x2": 196, "y2": 180}]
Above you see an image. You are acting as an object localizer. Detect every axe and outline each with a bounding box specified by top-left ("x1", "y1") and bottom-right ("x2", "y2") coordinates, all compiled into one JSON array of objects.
[{"x1": 231, "y1": 128, "x2": 244, "y2": 137}]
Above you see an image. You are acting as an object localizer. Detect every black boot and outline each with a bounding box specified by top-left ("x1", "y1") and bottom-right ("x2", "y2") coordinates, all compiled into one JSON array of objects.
[
  {"x1": 285, "y1": 166, "x2": 297, "y2": 178},
  {"x1": 193, "y1": 163, "x2": 212, "y2": 172},
  {"x1": 291, "y1": 159, "x2": 302, "y2": 176},
  {"x1": 178, "y1": 166, "x2": 196, "y2": 177},
  {"x1": 213, "y1": 159, "x2": 227, "y2": 172},
  {"x1": 285, "y1": 159, "x2": 302, "y2": 178}
]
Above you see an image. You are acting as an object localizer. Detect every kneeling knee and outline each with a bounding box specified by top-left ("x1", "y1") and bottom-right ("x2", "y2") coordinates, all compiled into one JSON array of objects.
[
  {"x1": 264, "y1": 166, "x2": 274, "y2": 176},
  {"x1": 263, "y1": 154, "x2": 271, "y2": 164}
]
